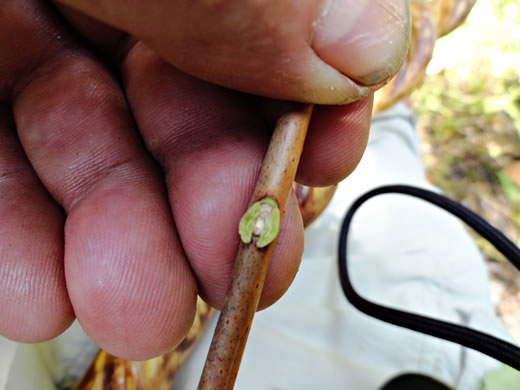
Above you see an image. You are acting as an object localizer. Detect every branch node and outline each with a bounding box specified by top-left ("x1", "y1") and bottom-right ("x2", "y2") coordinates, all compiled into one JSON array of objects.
[{"x1": 238, "y1": 197, "x2": 280, "y2": 248}]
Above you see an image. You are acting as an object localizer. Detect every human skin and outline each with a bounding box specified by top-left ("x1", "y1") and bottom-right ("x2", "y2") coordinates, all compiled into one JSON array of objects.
[{"x1": 0, "y1": 0, "x2": 410, "y2": 359}]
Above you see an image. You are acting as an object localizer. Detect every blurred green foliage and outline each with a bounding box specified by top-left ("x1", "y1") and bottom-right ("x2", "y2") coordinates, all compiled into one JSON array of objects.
[{"x1": 410, "y1": 0, "x2": 520, "y2": 271}]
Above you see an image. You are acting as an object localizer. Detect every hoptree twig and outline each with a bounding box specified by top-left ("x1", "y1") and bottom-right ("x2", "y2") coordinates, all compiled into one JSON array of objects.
[{"x1": 197, "y1": 103, "x2": 314, "y2": 390}]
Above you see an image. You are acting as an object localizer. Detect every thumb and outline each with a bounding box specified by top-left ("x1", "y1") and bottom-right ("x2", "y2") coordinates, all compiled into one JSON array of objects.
[{"x1": 55, "y1": 0, "x2": 410, "y2": 104}]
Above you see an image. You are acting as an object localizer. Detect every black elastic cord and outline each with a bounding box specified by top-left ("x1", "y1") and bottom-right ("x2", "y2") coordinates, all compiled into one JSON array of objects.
[{"x1": 338, "y1": 184, "x2": 520, "y2": 371}]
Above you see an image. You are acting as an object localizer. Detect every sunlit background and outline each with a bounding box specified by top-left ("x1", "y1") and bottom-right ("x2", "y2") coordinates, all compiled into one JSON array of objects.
[{"x1": 409, "y1": 0, "x2": 520, "y2": 342}]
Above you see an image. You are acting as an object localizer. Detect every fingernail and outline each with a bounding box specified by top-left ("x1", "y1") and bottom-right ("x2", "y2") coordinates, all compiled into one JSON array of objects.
[{"x1": 312, "y1": 0, "x2": 411, "y2": 85}]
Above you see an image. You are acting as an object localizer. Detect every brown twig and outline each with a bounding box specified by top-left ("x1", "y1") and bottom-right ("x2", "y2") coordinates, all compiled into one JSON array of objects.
[{"x1": 197, "y1": 103, "x2": 314, "y2": 390}]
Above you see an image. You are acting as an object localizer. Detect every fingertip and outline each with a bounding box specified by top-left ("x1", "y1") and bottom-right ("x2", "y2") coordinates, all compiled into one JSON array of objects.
[
  {"x1": 311, "y1": 0, "x2": 411, "y2": 86},
  {"x1": 1, "y1": 263, "x2": 74, "y2": 343},
  {"x1": 0, "y1": 204, "x2": 74, "y2": 343},
  {"x1": 1, "y1": 293, "x2": 74, "y2": 344},
  {"x1": 64, "y1": 173, "x2": 198, "y2": 360},
  {"x1": 163, "y1": 120, "x2": 304, "y2": 312}
]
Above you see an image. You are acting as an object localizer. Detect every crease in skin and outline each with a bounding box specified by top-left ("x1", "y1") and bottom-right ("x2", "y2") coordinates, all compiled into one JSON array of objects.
[
  {"x1": 343, "y1": 32, "x2": 371, "y2": 46},
  {"x1": 320, "y1": 0, "x2": 331, "y2": 17}
]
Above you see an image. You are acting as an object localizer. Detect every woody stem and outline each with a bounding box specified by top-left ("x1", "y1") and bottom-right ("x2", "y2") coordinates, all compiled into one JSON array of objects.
[{"x1": 197, "y1": 103, "x2": 314, "y2": 390}]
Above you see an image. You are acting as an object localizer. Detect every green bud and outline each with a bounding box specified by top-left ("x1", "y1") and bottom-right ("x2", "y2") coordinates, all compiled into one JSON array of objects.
[{"x1": 239, "y1": 197, "x2": 280, "y2": 248}]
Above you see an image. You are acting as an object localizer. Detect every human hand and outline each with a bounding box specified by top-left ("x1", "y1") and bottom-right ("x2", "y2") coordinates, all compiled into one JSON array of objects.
[{"x1": 0, "y1": 0, "x2": 410, "y2": 359}]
